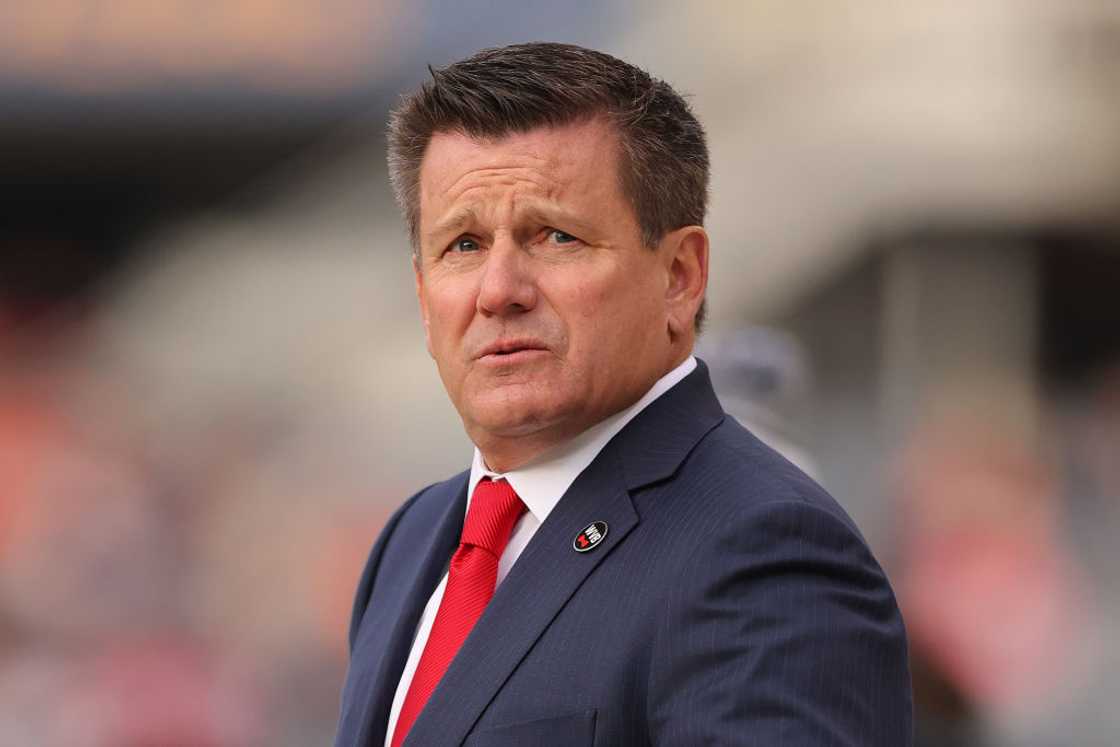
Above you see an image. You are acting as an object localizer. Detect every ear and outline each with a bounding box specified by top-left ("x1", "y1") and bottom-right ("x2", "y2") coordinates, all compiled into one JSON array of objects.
[
  {"x1": 661, "y1": 225, "x2": 709, "y2": 339},
  {"x1": 413, "y1": 253, "x2": 434, "y2": 357}
]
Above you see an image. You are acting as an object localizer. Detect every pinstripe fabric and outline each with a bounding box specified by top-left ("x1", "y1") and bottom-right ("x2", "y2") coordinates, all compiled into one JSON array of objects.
[
  {"x1": 336, "y1": 361, "x2": 912, "y2": 746},
  {"x1": 389, "y1": 479, "x2": 524, "y2": 747}
]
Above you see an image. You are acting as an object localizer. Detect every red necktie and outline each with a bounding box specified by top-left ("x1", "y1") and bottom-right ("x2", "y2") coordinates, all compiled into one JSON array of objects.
[{"x1": 390, "y1": 478, "x2": 525, "y2": 747}]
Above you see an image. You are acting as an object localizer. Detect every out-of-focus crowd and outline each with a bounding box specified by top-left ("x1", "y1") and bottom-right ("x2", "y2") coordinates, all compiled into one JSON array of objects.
[
  {"x1": 894, "y1": 375, "x2": 1120, "y2": 745},
  {"x1": 0, "y1": 307, "x2": 388, "y2": 746}
]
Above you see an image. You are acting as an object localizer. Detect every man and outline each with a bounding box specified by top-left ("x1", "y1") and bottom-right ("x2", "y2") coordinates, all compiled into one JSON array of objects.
[{"x1": 336, "y1": 43, "x2": 911, "y2": 746}]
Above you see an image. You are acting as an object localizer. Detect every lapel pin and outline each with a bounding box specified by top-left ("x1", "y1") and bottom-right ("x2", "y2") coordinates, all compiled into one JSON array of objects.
[{"x1": 573, "y1": 521, "x2": 608, "y2": 553}]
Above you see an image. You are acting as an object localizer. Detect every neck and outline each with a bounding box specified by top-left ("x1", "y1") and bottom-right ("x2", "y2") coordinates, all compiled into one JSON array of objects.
[{"x1": 474, "y1": 423, "x2": 588, "y2": 474}]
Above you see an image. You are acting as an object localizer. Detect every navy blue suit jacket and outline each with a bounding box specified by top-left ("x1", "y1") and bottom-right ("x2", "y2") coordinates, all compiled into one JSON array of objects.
[{"x1": 336, "y1": 361, "x2": 912, "y2": 746}]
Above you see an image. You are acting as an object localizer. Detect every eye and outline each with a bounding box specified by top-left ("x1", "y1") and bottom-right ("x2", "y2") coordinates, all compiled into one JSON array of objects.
[
  {"x1": 546, "y1": 229, "x2": 578, "y2": 245},
  {"x1": 448, "y1": 236, "x2": 481, "y2": 253}
]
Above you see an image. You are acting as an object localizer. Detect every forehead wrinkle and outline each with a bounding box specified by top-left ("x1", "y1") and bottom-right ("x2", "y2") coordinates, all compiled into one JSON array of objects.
[
  {"x1": 420, "y1": 138, "x2": 594, "y2": 243},
  {"x1": 448, "y1": 188, "x2": 577, "y2": 236},
  {"x1": 441, "y1": 163, "x2": 558, "y2": 204},
  {"x1": 436, "y1": 166, "x2": 567, "y2": 227},
  {"x1": 423, "y1": 173, "x2": 549, "y2": 243}
]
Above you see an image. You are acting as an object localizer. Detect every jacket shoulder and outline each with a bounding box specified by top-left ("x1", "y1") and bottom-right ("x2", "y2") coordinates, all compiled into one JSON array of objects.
[
  {"x1": 680, "y1": 414, "x2": 865, "y2": 538},
  {"x1": 346, "y1": 470, "x2": 468, "y2": 649},
  {"x1": 644, "y1": 418, "x2": 912, "y2": 744}
]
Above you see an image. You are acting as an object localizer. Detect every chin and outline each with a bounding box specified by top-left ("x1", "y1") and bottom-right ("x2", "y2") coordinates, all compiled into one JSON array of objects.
[
  {"x1": 469, "y1": 405, "x2": 558, "y2": 438},
  {"x1": 463, "y1": 390, "x2": 574, "y2": 440}
]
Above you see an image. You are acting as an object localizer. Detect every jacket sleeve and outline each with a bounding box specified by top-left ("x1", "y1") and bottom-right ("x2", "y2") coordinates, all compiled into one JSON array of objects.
[
  {"x1": 647, "y1": 499, "x2": 913, "y2": 746},
  {"x1": 347, "y1": 488, "x2": 428, "y2": 652}
]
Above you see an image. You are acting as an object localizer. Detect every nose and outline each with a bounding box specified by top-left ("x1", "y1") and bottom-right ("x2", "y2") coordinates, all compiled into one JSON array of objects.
[{"x1": 477, "y1": 236, "x2": 537, "y2": 317}]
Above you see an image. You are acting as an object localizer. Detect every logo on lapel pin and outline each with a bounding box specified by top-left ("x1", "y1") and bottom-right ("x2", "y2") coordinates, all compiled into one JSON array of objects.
[{"x1": 573, "y1": 521, "x2": 608, "y2": 553}]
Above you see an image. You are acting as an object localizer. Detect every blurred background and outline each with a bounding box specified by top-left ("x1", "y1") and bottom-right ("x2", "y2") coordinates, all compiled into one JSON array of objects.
[{"x1": 2, "y1": 1, "x2": 1118, "y2": 744}]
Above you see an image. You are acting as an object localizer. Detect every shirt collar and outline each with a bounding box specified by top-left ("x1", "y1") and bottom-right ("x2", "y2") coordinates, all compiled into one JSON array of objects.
[{"x1": 467, "y1": 355, "x2": 697, "y2": 523}]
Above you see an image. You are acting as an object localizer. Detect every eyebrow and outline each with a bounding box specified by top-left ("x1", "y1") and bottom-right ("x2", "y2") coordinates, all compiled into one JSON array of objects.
[
  {"x1": 424, "y1": 207, "x2": 478, "y2": 246},
  {"x1": 522, "y1": 203, "x2": 596, "y2": 238},
  {"x1": 423, "y1": 199, "x2": 597, "y2": 247}
]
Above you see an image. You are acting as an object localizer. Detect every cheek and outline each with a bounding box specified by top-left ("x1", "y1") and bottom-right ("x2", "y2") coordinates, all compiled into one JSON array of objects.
[
  {"x1": 581, "y1": 265, "x2": 661, "y2": 318},
  {"x1": 559, "y1": 279, "x2": 615, "y2": 349},
  {"x1": 425, "y1": 281, "x2": 475, "y2": 337},
  {"x1": 564, "y1": 272, "x2": 661, "y2": 351},
  {"x1": 419, "y1": 289, "x2": 477, "y2": 389}
]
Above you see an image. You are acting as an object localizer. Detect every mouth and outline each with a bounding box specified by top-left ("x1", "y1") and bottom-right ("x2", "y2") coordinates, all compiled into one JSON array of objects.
[{"x1": 476, "y1": 339, "x2": 551, "y2": 361}]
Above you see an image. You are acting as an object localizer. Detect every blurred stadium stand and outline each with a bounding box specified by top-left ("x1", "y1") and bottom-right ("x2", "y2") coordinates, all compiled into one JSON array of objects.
[{"x1": 2, "y1": 2, "x2": 1119, "y2": 745}]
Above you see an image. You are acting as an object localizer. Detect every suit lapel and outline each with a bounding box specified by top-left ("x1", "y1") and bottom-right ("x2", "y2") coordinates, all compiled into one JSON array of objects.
[
  {"x1": 615, "y1": 359, "x2": 726, "y2": 492},
  {"x1": 402, "y1": 450, "x2": 638, "y2": 747},
  {"x1": 350, "y1": 474, "x2": 469, "y2": 747},
  {"x1": 402, "y1": 361, "x2": 725, "y2": 746}
]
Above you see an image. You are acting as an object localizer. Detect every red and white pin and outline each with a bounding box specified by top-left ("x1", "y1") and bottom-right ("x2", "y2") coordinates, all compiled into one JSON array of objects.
[{"x1": 572, "y1": 521, "x2": 608, "y2": 553}]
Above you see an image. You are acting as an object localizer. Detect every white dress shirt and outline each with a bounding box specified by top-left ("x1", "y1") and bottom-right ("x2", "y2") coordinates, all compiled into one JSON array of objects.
[{"x1": 383, "y1": 356, "x2": 697, "y2": 745}]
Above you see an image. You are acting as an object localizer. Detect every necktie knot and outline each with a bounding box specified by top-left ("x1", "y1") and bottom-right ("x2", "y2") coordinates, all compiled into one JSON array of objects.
[{"x1": 460, "y1": 478, "x2": 525, "y2": 555}]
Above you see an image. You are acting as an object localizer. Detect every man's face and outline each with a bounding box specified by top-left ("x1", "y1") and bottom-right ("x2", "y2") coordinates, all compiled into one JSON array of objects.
[{"x1": 414, "y1": 118, "x2": 684, "y2": 464}]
